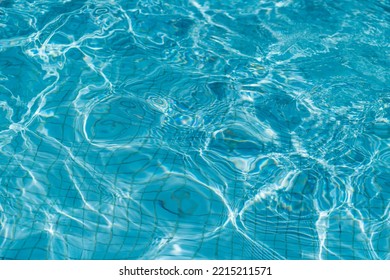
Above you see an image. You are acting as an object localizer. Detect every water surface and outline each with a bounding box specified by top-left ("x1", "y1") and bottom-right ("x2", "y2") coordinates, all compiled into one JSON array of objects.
[{"x1": 0, "y1": 0, "x2": 389, "y2": 259}]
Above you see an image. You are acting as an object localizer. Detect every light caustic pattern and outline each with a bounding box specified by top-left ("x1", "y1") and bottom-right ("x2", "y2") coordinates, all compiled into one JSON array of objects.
[{"x1": 0, "y1": 0, "x2": 389, "y2": 259}]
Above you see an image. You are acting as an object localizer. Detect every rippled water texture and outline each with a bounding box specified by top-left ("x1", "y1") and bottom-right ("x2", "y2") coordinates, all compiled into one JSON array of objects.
[{"x1": 0, "y1": 0, "x2": 389, "y2": 260}]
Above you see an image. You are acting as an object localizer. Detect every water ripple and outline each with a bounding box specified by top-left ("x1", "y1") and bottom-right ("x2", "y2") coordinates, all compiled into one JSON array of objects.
[{"x1": 0, "y1": 0, "x2": 389, "y2": 260}]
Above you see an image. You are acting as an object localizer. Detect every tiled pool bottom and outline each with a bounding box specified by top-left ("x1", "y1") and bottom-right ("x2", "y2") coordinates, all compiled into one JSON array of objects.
[{"x1": 0, "y1": 0, "x2": 389, "y2": 259}]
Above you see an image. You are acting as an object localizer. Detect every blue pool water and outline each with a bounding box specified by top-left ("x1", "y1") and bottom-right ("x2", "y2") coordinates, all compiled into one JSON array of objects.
[{"x1": 0, "y1": 0, "x2": 389, "y2": 260}]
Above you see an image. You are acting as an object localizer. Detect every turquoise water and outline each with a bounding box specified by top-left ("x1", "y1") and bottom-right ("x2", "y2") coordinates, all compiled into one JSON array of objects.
[{"x1": 0, "y1": 0, "x2": 389, "y2": 260}]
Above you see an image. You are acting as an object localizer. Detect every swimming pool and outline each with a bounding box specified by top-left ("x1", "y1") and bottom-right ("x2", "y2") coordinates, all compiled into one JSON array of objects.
[{"x1": 0, "y1": 0, "x2": 389, "y2": 259}]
